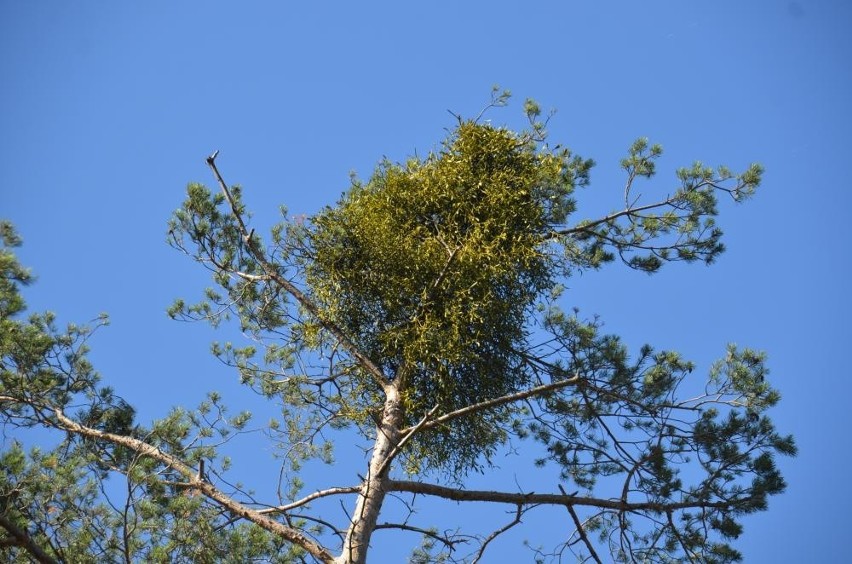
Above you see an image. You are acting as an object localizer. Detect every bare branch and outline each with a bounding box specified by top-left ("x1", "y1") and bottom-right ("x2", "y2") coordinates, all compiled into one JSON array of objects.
[
  {"x1": 402, "y1": 376, "x2": 580, "y2": 434},
  {"x1": 373, "y1": 522, "x2": 467, "y2": 551},
  {"x1": 472, "y1": 505, "x2": 523, "y2": 564},
  {"x1": 388, "y1": 480, "x2": 742, "y2": 514},
  {"x1": 256, "y1": 486, "x2": 361, "y2": 515},
  {"x1": 205, "y1": 152, "x2": 390, "y2": 392},
  {"x1": 560, "y1": 484, "x2": 603, "y2": 564}
]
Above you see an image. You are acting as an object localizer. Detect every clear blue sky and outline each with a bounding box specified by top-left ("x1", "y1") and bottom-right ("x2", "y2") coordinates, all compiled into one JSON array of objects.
[{"x1": 2, "y1": 1, "x2": 850, "y2": 561}]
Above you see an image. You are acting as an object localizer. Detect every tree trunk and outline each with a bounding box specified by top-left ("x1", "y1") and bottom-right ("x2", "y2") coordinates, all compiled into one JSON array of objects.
[{"x1": 336, "y1": 385, "x2": 403, "y2": 564}]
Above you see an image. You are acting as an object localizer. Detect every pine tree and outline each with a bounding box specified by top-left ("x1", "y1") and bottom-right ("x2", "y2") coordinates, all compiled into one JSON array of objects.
[{"x1": 1, "y1": 93, "x2": 794, "y2": 563}]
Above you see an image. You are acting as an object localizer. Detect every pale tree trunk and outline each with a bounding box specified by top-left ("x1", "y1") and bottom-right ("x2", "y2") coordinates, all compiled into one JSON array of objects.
[{"x1": 336, "y1": 385, "x2": 404, "y2": 564}]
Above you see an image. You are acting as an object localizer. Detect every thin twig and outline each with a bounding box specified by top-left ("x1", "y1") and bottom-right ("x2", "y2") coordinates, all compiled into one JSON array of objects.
[
  {"x1": 667, "y1": 511, "x2": 698, "y2": 564},
  {"x1": 472, "y1": 505, "x2": 523, "y2": 564},
  {"x1": 373, "y1": 522, "x2": 466, "y2": 550}
]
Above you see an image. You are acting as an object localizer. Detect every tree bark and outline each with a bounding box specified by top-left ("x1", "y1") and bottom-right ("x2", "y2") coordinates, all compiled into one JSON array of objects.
[{"x1": 337, "y1": 385, "x2": 403, "y2": 564}]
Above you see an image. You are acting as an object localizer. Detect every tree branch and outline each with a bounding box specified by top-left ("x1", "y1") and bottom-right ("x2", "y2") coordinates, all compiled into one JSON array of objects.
[
  {"x1": 547, "y1": 175, "x2": 735, "y2": 241},
  {"x1": 472, "y1": 505, "x2": 523, "y2": 564},
  {"x1": 205, "y1": 151, "x2": 390, "y2": 392},
  {"x1": 0, "y1": 514, "x2": 58, "y2": 564},
  {"x1": 548, "y1": 198, "x2": 674, "y2": 239},
  {"x1": 387, "y1": 480, "x2": 741, "y2": 513},
  {"x1": 667, "y1": 510, "x2": 698, "y2": 564},
  {"x1": 559, "y1": 484, "x2": 602, "y2": 564},
  {"x1": 377, "y1": 404, "x2": 440, "y2": 477},
  {"x1": 51, "y1": 407, "x2": 336, "y2": 564},
  {"x1": 401, "y1": 375, "x2": 580, "y2": 434},
  {"x1": 373, "y1": 522, "x2": 466, "y2": 550},
  {"x1": 256, "y1": 486, "x2": 360, "y2": 515}
]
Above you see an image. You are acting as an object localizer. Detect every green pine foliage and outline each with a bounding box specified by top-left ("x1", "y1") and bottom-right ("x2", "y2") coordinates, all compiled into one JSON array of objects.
[{"x1": 1, "y1": 95, "x2": 794, "y2": 563}]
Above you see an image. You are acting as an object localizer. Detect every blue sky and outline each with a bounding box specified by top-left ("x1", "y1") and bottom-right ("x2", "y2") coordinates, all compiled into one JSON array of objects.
[{"x1": 2, "y1": 1, "x2": 850, "y2": 561}]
